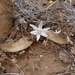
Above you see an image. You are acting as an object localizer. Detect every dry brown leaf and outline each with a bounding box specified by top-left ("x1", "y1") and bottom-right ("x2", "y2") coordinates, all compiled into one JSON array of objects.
[
  {"x1": 0, "y1": 0, "x2": 12, "y2": 39},
  {"x1": 46, "y1": 30, "x2": 73, "y2": 44},
  {"x1": 0, "y1": 37, "x2": 33, "y2": 52}
]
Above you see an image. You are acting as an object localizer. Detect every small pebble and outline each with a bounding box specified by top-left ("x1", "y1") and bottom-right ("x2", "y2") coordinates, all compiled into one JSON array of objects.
[
  {"x1": 40, "y1": 55, "x2": 43, "y2": 58},
  {"x1": 46, "y1": 66, "x2": 48, "y2": 69}
]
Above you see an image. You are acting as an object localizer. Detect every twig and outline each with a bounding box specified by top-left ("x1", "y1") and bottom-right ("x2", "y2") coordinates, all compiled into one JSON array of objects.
[
  {"x1": 34, "y1": 0, "x2": 60, "y2": 14},
  {"x1": 62, "y1": 3, "x2": 75, "y2": 15},
  {"x1": 14, "y1": 2, "x2": 25, "y2": 14},
  {"x1": 8, "y1": 58, "x2": 25, "y2": 75},
  {"x1": 57, "y1": 71, "x2": 75, "y2": 75},
  {"x1": 15, "y1": 64, "x2": 25, "y2": 75},
  {"x1": 46, "y1": 0, "x2": 59, "y2": 10}
]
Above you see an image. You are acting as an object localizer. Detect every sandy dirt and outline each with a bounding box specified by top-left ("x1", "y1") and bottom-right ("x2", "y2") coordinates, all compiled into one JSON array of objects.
[{"x1": 2, "y1": 42, "x2": 69, "y2": 75}]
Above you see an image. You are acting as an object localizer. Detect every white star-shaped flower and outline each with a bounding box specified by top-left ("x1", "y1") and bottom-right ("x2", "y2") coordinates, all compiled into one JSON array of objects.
[{"x1": 30, "y1": 21, "x2": 50, "y2": 41}]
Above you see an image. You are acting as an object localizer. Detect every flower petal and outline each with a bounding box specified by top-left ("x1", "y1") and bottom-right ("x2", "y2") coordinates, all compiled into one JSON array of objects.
[
  {"x1": 41, "y1": 32, "x2": 47, "y2": 37},
  {"x1": 36, "y1": 34, "x2": 40, "y2": 41},
  {"x1": 42, "y1": 28, "x2": 50, "y2": 32},
  {"x1": 30, "y1": 31, "x2": 37, "y2": 35},
  {"x1": 38, "y1": 21, "x2": 43, "y2": 29},
  {"x1": 30, "y1": 24, "x2": 37, "y2": 30}
]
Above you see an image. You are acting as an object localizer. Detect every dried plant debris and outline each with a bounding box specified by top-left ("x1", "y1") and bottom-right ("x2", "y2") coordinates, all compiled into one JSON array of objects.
[
  {"x1": 0, "y1": 37, "x2": 33, "y2": 52},
  {"x1": 62, "y1": 0, "x2": 75, "y2": 25},
  {"x1": 59, "y1": 50, "x2": 72, "y2": 63},
  {"x1": 0, "y1": 0, "x2": 12, "y2": 39},
  {"x1": 12, "y1": 0, "x2": 61, "y2": 24},
  {"x1": 46, "y1": 30, "x2": 73, "y2": 44}
]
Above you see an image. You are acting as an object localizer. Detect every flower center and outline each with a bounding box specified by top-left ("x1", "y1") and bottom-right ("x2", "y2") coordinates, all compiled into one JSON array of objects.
[{"x1": 37, "y1": 28, "x2": 42, "y2": 33}]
